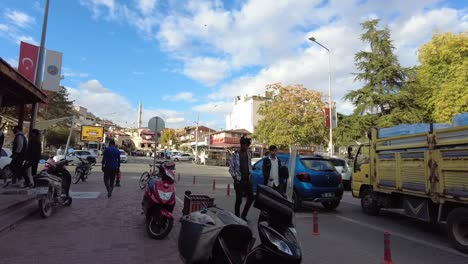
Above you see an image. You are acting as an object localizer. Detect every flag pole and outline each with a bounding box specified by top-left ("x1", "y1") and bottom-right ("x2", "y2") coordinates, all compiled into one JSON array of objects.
[{"x1": 30, "y1": 0, "x2": 50, "y2": 132}]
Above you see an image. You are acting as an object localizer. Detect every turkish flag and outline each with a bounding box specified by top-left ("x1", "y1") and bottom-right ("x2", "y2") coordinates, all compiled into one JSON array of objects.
[{"x1": 18, "y1": 41, "x2": 40, "y2": 83}]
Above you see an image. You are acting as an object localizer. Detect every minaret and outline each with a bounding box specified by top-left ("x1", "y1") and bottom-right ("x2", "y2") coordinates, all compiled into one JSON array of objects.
[{"x1": 137, "y1": 101, "x2": 142, "y2": 129}]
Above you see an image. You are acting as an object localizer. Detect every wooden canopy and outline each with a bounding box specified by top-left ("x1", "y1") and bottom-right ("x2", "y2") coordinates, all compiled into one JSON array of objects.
[{"x1": 0, "y1": 58, "x2": 47, "y2": 107}]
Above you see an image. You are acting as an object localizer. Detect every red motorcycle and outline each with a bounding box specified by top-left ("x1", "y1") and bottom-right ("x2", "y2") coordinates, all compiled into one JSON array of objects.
[{"x1": 142, "y1": 161, "x2": 176, "y2": 239}]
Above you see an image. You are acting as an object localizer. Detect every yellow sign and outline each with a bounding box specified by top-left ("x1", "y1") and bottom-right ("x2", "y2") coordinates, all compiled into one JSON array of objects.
[{"x1": 81, "y1": 126, "x2": 104, "y2": 142}]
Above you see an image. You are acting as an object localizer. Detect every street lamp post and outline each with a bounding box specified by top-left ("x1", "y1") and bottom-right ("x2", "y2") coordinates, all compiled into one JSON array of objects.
[{"x1": 309, "y1": 36, "x2": 333, "y2": 157}]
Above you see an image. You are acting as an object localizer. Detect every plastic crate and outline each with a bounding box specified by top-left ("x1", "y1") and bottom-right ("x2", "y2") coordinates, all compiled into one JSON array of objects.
[{"x1": 182, "y1": 194, "x2": 215, "y2": 216}]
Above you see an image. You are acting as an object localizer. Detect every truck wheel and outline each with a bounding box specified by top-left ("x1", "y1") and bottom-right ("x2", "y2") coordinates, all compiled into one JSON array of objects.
[
  {"x1": 447, "y1": 208, "x2": 468, "y2": 254},
  {"x1": 361, "y1": 189, "x2": 380, "y2": 216}
]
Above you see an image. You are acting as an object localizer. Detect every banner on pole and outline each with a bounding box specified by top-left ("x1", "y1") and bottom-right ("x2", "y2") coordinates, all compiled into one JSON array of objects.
[
  {"x1": 325, "y1": 107, "x2": 337, "y2": 129},
  {"x1": 42, "y1": 49, "x2": 63, "y2": 91},
  {"x1": 18, "y1": 41, "x2": 39, "y2": 83}
]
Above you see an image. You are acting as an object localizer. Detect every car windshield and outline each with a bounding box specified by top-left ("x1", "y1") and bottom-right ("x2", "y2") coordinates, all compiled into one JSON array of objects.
[
  {"x1": 120, "y1": 151, "x2": 125, "y2": 155},
  {"x1": 301, "y1": 158, "x2": 335, "y2": 171},
  {"x1": 330, "y1": 159, "x2": 346, "y2": 167}
]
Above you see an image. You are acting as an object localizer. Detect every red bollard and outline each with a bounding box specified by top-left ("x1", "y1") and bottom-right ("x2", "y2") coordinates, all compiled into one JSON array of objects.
[
  {"x1": 192, "y1": 176, "x2": 195, "y2": 185},
  {"x1": 227, "y1": 184, "x2": 231, "y2": 196},
  {"x1": 178, "y1": 173, "x2": 180, "y2": 182},
  {"x1": 313, "y1": 210, "x2": 320, "y2": 236},
  {"x1": 212, "y1": 178, "x2": 216, "y2": 190},
  {"x1": 383, "y1": 232, "x2": 394, "y2": 264}
]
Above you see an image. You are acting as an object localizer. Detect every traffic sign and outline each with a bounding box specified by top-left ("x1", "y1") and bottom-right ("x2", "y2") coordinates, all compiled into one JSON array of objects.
[{"x1": 148, "y1": 117, "x2": 165, "y2": 133}]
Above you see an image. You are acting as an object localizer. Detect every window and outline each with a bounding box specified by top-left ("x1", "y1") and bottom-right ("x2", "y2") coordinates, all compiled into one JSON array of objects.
[
  {"x1": 279, "y1": 158, "x2": 289, "y2": 168},
  {"x1": 253, "y1": 158, "x2": 264, "y2": 170},
  {"x1": 82, "y1": 151, "x2": 91, "y2": 156},
  {"x1": 330, "y1": 159, "x2": 346, "y2": 167},
  {"x1": 1, "y1": 149, "x2": 7, "y2": 157},
  {"x1": 119, "y1": 150, "x2": 125, "y2": 155},
  {"x1": 300, "y1": 158, "x2": 335, "y2": 171}
]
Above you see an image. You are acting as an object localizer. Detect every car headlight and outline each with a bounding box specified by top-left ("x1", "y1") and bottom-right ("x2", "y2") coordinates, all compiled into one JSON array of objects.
[
  {"x1": 157, "y1": 190, "x2": 173, "y2": 201},
  {"x1": 263, "y1": 226, "x2": 293, "y2": 256}
]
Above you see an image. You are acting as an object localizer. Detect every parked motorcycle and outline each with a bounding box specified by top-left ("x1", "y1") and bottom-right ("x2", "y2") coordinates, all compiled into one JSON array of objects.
[
  {"x1": 35, "y1": 159, "x2": 72, "y2": 218},
  {"x1": 142, "y1": 160, "x2": 177, "y2": 239},
  {"x1": 74, "y1": 156, "x2": 93, "y2": 184},
  {"x1": 178, "y1": 184, "x2": 302, "y2": 264}
]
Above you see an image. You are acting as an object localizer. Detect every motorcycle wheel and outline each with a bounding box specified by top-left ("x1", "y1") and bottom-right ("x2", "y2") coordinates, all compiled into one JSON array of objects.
[
  {"x1": 146, "y1": 214, "x2": 173, "y2": 239},
  {"x1": 139, "y1": 172, "x2": 149, "y2": 189},
  {"x1": 39, "y1": 198, "x2": 53, "y2": 218},
  {"x1": 62, "y1": 196, "x2": 72, "y2": 206},
  {"x1": 74, "y1": 169, "x2": 82, "y2": 184}
]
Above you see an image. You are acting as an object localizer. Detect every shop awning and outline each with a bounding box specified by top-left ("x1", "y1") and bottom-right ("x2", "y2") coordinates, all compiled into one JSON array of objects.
[{"x1": 0, "y1": 58, "x2": 47, "y2": 107}]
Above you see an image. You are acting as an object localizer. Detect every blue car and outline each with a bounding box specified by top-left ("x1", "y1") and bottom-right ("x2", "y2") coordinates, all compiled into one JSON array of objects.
[{"x1": 251, "y1": 154, "x2": 344, "y2": 211}]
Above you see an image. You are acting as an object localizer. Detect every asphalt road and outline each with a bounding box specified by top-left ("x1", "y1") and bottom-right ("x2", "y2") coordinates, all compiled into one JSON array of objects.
[{"x1": 0, "y1": 157, "x2": 466, "y2": 264}]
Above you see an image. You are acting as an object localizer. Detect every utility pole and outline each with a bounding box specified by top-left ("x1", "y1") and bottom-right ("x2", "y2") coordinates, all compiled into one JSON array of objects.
[
  {"x1": 31, "y1": 0, "x2": 51, "y2": 132},
  {"x1": 195, "y1": 113, "x2": 199, "y2": 163}
]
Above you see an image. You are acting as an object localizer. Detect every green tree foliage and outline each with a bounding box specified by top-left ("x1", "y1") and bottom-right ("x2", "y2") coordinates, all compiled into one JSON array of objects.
[
  {"x1": 344, "y1": 19, "x2": 407, "y2": 116},
  {"x1": 417, "y1": 32, "x2": 468, "y2": 122},
  {"x1": 39, "y1": 87, "x2": 75, "y2": 120},
  {"x1": 253, "y1": 83, "x2": 328, "y2": 148},
  {"x1": 334, "y1": 113, "x2": 377, "y2": 146},
  {"x1": 160, "y1": 128, "x2": 178, "y2": 147},
  {"x1": 45, "y1": 127, "x2": 75, "y2": 147}
]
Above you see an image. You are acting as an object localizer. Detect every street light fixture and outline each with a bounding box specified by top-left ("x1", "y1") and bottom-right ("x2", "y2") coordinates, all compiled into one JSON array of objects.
[{"x1": 309, "y1": 36, "x2": 334, "y2": 157}]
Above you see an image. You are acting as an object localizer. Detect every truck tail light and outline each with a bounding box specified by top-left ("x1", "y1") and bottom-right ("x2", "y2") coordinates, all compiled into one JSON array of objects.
[{"x1": 296, "y1": 173, "x2": 310, "y2": 182}]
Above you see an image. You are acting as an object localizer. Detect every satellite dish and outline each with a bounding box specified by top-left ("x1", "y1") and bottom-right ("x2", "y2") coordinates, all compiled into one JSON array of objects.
[{"x1": 148, "y1": 117, "x2": 165, "y2": 133}]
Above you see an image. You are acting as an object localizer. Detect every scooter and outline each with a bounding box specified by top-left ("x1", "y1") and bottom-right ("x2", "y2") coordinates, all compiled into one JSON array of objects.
[
  {"x1": 35, "y1": 158, "x2": 72, "y2": 218},
  {"x1": 178, "y1": 184, "x2": 302, "y2": 264},
  {"x1": 73, "y1": 156, "x2": 93, "y2": 184},
  {"x1": 142, "y1": 160, "x2": 176, "y2": 239}
]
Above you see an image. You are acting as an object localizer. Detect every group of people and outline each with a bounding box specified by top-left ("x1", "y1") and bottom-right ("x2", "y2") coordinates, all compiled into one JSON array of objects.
[
  {"x1": 229, "y1": 136, "x2": 288, "y2": 221},
  {"x1": 2, "y1": 126, "x2": 42, "y2": 188}
]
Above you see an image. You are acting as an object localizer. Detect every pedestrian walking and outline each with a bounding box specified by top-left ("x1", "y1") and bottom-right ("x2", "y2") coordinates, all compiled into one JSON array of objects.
[
  {"x1": 263, "y1": 145, "x2": 282, "y2": 192},
  {"x1": 57, "y1": 146, "x2": 63, "y2": 156},
  {"x1": 23, "y1": 129, "x2": 42, "y2": 188},
  {"x1": 228, "y1": 136, "x2": 253, "y2": 221},
  {"x1": 101, "y1": 139, "x2": 120, "y2": 198},
  {"x1": 10, "y1": 126, "x2": 28, "y2": 187}
]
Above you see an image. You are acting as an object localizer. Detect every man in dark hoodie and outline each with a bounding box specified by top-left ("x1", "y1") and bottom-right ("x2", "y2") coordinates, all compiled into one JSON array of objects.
[{"x1": 24, "y1": 129, "x2": 42, "y2": 187}]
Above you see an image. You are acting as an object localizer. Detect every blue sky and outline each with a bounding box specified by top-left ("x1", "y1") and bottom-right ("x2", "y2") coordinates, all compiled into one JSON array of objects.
[{"x1": 0, "y1": 0, "x2": 466, "y2": 130}]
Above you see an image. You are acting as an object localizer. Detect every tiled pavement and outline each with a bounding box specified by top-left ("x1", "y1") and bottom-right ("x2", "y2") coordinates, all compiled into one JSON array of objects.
[{"x1": 0, "y1": 167, "x2": 184, "y2": 264}]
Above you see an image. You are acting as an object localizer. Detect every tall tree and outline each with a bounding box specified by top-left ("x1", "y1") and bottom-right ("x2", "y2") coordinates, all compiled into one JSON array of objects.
[
  {"x1": 160, "y1": 128, "x2": 178, "y2": 147},
  {"x1": 417, "y1": 32, "x2": 468, "y2": 122},
  {"x1": 253, "y1": 83, "x2": 328, "y2": 148},
  {"x1": 344, "y1": 19, "x2": 407, "y2": 116},
  {"x1": 39, "y1": 86, "x2": 75, "y2": 120}
]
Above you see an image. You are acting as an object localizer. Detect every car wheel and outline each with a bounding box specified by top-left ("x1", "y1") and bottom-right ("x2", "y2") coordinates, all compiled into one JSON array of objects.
[
  {"x1": 447, "y1": 208, "x2": 468, "y2": 254},
  {"x1": 361, "y1": 188, "x2": 380, "y2": 215},
  {"x1": 175, "y1": 158, "x2": 179, "y2": 162}
]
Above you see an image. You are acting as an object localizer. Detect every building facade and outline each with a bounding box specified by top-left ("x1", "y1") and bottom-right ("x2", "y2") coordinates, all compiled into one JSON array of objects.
[{"x1": 225, "y1": 94, "x2": 270, "y2": 133}]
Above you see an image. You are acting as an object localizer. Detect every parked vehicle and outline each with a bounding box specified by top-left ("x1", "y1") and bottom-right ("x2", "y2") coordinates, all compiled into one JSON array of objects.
[
  {"x1": 330, "y1": 158, "x2": 352, "y2": 190},
  {"x1": 178, "y1": 185, "x2": 302, "y2": 264},
  {"x1": 171, "y1": 153, "x2": 194, "y2": 162},
  {"x1": 35, "y1": 159, "x2": 72, "y2": 218},
  {"x1": 251, "y1": 154, "x2": 344, "y2": 211},
  {"x1": 54, "y1": 150, "x2": 96, "y2": 165},
  {"x1": 73, "y1": 156, "x2": 94, "y2": 184},
  {"x1": 142, "y1": 160, "x2": 176, "y2": 239},
  {"x1": 119, "y1": 150, "x2": 128, "y2": 163},
  {"x1": 251, "y1": 157, "x2": 262, "y2": 166},
  {"x1": 0, "y1": 148, "x2": 13, "y2": 182},
  {"x1": 352, "y1": 124, "x2": 468, "y2": 254}
]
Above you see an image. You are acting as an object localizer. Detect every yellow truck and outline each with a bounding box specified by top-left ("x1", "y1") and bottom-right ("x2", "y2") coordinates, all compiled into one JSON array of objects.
[{"x1": 352, "y1": 124, "x2": 468, "y2": 253}]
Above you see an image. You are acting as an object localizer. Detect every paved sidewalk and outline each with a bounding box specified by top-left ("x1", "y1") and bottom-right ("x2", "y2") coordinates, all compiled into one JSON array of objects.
[{"x1": 0, "y1": 169, "x2": 184, "y2": 264}]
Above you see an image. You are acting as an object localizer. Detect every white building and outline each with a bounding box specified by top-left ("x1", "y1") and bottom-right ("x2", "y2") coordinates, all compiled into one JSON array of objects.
[{"x1": 225, "y1": 94, "x2": 270, "y2": 133}]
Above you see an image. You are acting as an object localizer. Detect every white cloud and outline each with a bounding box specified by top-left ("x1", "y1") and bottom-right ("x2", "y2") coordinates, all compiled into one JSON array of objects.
[
  {"x1": 79, "y1": 0, "x2": 116, "y2": 18},
  {"x1": 63, "y1": 67, "x2": 90, "y2": 78},
  {"x1": 132, "y1": 71, "x2": 144, "y2": 75},
  {"x1": 183, "y1": 57, "x2": 230, "y2": 86},
  {"x1": 67, "y1": 80, "x2": 187, "y2": 127},
  {"x1": 137, "y1": 0, "x2": 157, "y2": 15},
  {"x1": 5, "y1": 10, "x2": 35, "y2": 28},
  {"x1": 4, "y1": 58, "x2": 18, "y2": 68},
  {"x1": 163, "y1": 92, "x2": 197, "y2": 102},
  {"x1": 192, "y1": 101, "x2": 231, "y2": 113}
]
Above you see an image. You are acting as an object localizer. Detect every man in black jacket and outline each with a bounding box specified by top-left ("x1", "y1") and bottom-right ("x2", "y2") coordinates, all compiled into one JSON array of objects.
[
  {"x1": 11, "y1": 126, "x2": 28, "y2": 186},
  {"x1": 263, "y1": 145, "x2": 289, "y2": 195}
]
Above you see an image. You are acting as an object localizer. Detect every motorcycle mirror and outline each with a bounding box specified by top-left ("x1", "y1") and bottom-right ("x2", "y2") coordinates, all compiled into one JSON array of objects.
[{"x1": 39, "y1": 159, "x2": 46, "y2": 164}]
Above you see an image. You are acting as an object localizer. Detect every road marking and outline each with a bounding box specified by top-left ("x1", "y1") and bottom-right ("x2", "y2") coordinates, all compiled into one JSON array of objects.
[{"x1": 335, "y1": 215, "x2": 468, "y2": 258}]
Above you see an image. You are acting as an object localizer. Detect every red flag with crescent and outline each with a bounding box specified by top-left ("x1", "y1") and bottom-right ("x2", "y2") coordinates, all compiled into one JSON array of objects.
[{"x1": 18, "y1": 41, "x2": 39, "y2": 83}]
